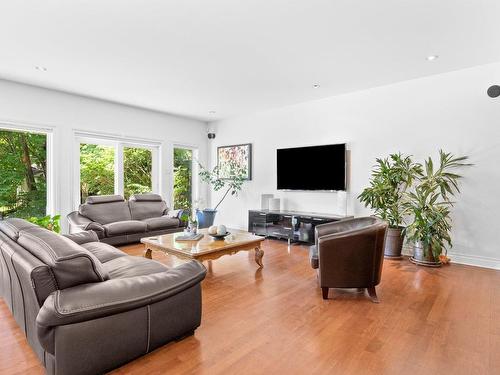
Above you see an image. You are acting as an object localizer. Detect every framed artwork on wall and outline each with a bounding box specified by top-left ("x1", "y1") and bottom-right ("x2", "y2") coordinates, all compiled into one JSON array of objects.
[{"x1": 217, "y1": 143, "x2": 252, "y2": 180}]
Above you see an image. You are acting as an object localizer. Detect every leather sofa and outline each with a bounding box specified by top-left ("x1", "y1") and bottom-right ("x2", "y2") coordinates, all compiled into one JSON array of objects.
[
  {"x1": 0, "y1": 218, "x2": 206, "y2": 375},
  {"x1": 309, "y1": 217, "x2": 388, "y2": 302},
  {"x1": 67, "y1": 193, "x2": 185, "y2": 245}
]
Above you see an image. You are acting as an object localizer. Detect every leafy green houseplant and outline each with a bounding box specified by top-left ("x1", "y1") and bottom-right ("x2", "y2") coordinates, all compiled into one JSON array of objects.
[
  {"x1": 403, "y1": 151, "x2": 471, "y2": 266},
  {"x1": 358, "y1": 153, "x2": 422, "y2": 258},
  {"x1": 27, "y1": 214, "x2": 61, "y2": 233},
  {"x1": 197, "y1": 160, "x2": 246, "y2": 228}
]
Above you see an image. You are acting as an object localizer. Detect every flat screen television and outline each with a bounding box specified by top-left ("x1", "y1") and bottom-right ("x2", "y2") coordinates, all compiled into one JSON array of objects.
[{"x1": 277, "y1": 143, "x2": 346, "y2": 191}]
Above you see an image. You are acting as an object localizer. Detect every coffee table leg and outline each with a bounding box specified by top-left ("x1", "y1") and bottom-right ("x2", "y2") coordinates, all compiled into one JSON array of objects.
[
  {"x1": 145, "y1": 248, "x2": 152, "y2": 259},
  {"x1": 254, "y1": 246, "x2": 264, "y2": 268}
]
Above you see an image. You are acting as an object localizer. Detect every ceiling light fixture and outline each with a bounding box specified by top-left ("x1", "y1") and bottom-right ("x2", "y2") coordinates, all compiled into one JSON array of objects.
[
  {"x1": 313, "y1": 83, "x2": 321, "y2": 88},
  {"x1": 35, "y1": 66, "x2": 48, "y2": 71},
  {"x1": 426, "y1": 55, "x2": 439, "y2": 61}
]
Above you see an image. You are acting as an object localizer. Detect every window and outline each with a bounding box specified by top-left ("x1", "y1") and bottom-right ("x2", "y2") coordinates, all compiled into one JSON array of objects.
[
  {"x1": 173, "y1": 147, "x2": 193, "y2": 210},
  {"x1": 123, "y1": 146, "x2": 152, "y2": 199},
  {"x1": 75, "y1": 134, "x2": 159, "y2": 206},
  {"x1": 80, "y1": 143, "x2": 115, "y2": 203},
  {"x1": 0, "y1": 128, "x2": 48, "y2": 218}
]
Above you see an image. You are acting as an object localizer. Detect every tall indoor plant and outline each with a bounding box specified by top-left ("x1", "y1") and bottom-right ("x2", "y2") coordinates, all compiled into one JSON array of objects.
[
  {"x1": 403, "y1": 151, "x2": 471, "y2": 267},
  {"x1": 197, "y1": 160, "x2": 246, "y2": 228},
  {"x1": 358, "y1": 153, "x2": 422, "y2": 258}
]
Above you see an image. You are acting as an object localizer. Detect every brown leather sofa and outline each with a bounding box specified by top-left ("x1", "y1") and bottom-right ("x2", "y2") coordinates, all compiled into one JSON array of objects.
[
  {"x1": 67, "y1": 193, "x2": 185, "y2": 245},
  {"x1": 0, "y1": 218, "x2": 206, "y2": 375},
  {"x1": 309, "y1": 217, "x2": 388, "y2": 302}
]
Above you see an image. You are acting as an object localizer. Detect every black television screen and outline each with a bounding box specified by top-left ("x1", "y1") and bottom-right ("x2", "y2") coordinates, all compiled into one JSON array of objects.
[{"x1": 277, "y1": 144, "x2": 346, "y2": 191}]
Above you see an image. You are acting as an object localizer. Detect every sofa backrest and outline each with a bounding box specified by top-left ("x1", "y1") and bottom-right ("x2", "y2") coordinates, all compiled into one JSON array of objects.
[
  {"x1": 128, "y1": 193, "x2": 168, "y2": 221},
  {"x1": 16, "y1": 225, "x2": 109, "y2": 290},
  {"x1": 79, "y1": 194, "x2": 131, "y2": 224}
]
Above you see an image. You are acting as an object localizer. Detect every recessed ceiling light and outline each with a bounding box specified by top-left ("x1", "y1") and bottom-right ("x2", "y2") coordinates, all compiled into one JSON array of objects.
[
  {"x1": 313, "y1": 83, "x2": 321, "y2": 88},
  {"x1": 35, "y1": 66, "x2": 47, "y2": 71},
  {"x1": 208, "y1": 110, "x2": 216, "y2": 115},
  {"x1": 426, "y1": 55, "x2": 439, "y2": 61}
]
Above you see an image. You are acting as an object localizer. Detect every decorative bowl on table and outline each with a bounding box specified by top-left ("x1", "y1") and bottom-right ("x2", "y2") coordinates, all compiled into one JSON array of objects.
[
  {"x1": 208, "y1": 232, "x2": 231, "y2": 240},
  {"x1": 207, "y1": 225, "x2": 230, "y2": 240}
]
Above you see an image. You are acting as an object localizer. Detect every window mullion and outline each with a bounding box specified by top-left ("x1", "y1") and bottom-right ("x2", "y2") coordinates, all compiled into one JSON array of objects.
[{"x1": 115, "y1": 143, "x2": 124, "y2": 197}]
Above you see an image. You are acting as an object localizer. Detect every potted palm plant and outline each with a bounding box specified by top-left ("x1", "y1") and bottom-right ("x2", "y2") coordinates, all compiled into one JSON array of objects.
[
  {"x1": 197, "y1": 160, "x2": 246, "y2": 228},
  {"x1": 403, "y1": 151, "x2": 471, "y2": 267},
  {"x1": 358, "y1": 153, "x2": 422, "y2": 258}
]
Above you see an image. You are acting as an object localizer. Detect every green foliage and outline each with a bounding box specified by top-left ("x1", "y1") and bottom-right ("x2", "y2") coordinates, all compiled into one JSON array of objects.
[
  {"x1": 173, "y1": 148, "x2": 192, "y2": 210},
  {"x1": 80, "y1": 144, "x2": 115, "y2": 202},
  {"x1": 198, "y1": 160, "x2": 246, "y2": 210},
  {"x1": 0, "y1": 130, "x2": 47, "y2": 219},
  {"x1": 27, "y1": 215, "x2": 61, "y2": 233},
  {"x1": 124, "y1": 147, "x2": 152, "y2": 199},
  {"x1": 403, "y1": 151, "x2": 471, "y2": 260},
  {"x1": 358, "y1": 153, "x2": 422, "y2": 227}
]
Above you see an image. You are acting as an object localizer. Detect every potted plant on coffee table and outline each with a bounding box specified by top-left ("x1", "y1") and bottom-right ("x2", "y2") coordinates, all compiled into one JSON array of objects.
[
  {"x1": 358, "y1": 153, "x2": 422, "y2": 258},
  {"x1": 403, "y1": 151, "x2": 471, "y2": 267},
  {"x1": 197, "y1": 160, "x2": 246, "y2": 228}
]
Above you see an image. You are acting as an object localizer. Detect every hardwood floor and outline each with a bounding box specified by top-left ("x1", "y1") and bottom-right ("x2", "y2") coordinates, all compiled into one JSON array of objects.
[{"x1": 1, "y1": 239, "x2": 500, "y2": 374}]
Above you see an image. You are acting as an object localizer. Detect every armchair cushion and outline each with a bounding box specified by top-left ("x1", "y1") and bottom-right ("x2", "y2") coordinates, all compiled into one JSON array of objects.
[{"x1": 103, "y1": 220, "x2": 147, "y2": 236}]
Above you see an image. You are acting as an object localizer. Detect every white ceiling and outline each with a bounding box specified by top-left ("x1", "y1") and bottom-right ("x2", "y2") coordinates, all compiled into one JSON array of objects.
[{"x1": 1, "y1": 1, "x2": 500, "y2": 122}]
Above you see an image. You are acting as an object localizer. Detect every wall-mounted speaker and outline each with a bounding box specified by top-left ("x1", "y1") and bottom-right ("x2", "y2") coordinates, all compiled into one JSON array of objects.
[{"x1": 487, "y1": 85, "x2": 500, "y2": 98}]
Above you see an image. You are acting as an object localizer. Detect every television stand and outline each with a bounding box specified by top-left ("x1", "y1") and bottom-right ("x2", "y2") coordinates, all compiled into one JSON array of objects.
[{"x1": 248, "y1": 209, "x2": 353, "y2": 245}]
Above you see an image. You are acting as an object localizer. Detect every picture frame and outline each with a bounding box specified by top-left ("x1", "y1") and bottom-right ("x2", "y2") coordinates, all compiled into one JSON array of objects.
[{"x1": 217, "y1": 143, "x2": 252, "y2": 180}]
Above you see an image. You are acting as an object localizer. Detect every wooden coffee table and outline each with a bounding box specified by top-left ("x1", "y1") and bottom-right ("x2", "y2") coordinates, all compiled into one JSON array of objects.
[{"x1": 141, "y1": 228, "x2": 265, "y2": 267}]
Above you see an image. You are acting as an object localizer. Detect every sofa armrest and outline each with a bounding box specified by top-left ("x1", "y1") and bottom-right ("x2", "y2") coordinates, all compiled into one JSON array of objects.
[
  {"x1": 36, "y1": 260, "x2": 206, "y2": 353},
  {"x1": 63, "y1": 230, "x2": 99, "y2": 245},
  {"x1": 67, "y1": 211, "x2": 105, "y2": 237}
]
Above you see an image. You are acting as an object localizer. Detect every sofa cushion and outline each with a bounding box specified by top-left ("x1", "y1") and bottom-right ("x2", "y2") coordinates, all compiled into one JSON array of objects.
[
  {"x1": 103, "y1": 255, "x2": 168, "y2": 279},
  {"x1": 129, "y1": 199, "x2": 167, "y2": 221},
  {"x1": 0, "y1": 218, "x2": 38, "y2": 241},
  {"x1": 103, "y1": 220, "x2": 147, "y2": 236},
  {"x1": 81, "y1": 242, "x2": 127, "y2": 263},
  {"x1": 79, "y1": 196, "x2": 132, "y2": 224},
  {"x1": 142, "y1": 216, "x2": 180, "y2": 231},
  {"x1": 17, "y1": 227, "x2": 109, "y2": 290}
]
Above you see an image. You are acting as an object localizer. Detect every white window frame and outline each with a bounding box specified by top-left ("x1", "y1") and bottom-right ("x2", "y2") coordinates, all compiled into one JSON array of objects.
[
  {"x1": 0, "y1": 121, "x2": 55, "y2": 216},
  {"x1": 172, "y1": 144, "x2": 199, "y2": 211},
  {"x1": 73, "y1": 131, "x2": 161, "y2": 209}
]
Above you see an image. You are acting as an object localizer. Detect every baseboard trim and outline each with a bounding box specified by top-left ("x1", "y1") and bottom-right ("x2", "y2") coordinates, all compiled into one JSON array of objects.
[{"x1": 402, "y1": 245, "x2": 500, "y2": 270}]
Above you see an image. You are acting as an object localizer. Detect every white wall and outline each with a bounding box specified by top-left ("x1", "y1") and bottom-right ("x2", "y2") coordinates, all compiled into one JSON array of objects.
[
  {"x1": 0, "y1": 79, "x2": 208, "y2": 232},
  {"x1": 209, "y1": 62, "x2": 500, "y2": 269}
]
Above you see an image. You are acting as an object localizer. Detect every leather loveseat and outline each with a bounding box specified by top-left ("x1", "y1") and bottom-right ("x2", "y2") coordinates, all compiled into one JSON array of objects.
[
  {"x1": 67, "y1": 193, "x2": 185, "y2": 245},
  {"x1": 0, "y1": 218, "x2": 206, "y2": 375}
]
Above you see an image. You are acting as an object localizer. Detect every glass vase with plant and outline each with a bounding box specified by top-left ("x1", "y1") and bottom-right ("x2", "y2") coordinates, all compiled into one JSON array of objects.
[{"x1": 358, "y1": 153, "x2": 422, "y2": 258}]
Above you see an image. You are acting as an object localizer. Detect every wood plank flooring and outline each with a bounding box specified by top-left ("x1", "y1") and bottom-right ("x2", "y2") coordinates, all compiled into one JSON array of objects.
[{"x1": 1, "y1": 239, "x2": 499, "y2": 374}]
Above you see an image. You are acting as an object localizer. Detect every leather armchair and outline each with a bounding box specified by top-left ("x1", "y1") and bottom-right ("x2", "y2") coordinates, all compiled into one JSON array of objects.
[{"x1": 309, "y1": 217, "x2": 388, "y2": 302}]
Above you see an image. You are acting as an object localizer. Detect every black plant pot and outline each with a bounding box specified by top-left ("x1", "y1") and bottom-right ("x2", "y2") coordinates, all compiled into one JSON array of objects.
[
  {"x1": 384, "y1": 227, "x2": 404, "y2": 259},
  {"x1": 410, "y1": 241, "x2": 442, "y2": 267}
]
